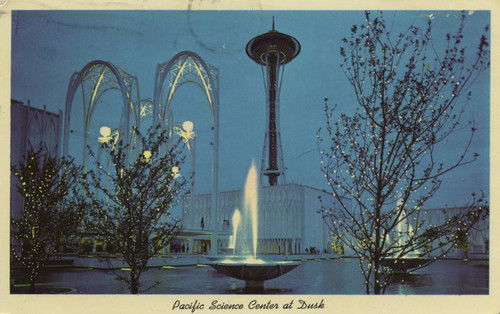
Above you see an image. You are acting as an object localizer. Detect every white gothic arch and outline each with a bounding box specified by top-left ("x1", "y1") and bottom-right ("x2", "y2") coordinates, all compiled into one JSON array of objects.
[{"x1": 153, "y1": 51, "x2": 220, "y2": 255}]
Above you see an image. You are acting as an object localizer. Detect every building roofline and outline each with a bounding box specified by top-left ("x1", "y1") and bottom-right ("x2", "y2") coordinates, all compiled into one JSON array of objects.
[
  {"x1": 184, "y1": 182, "x2": 346, "y2": 199},
  {"x1": 11, "y1": 98, "x2": 24, "y2": 104}
]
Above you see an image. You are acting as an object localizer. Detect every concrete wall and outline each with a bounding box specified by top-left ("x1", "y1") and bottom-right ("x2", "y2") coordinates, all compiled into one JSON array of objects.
[
  {"x1": 302, "y1": 186, "x2": 351, "y2": 254},
  {"x1": 181, "y1": 183, "x2": 341, "y2": 255},
  {"x1": 180, "y1": 183, "x2": 488, "y2": 259},
  {"x1": 416, "y1": 207, "x2": 489, "y2": 258},
  {"x1": 338, "y1": 206, "x2": 489, "y2": 259}
]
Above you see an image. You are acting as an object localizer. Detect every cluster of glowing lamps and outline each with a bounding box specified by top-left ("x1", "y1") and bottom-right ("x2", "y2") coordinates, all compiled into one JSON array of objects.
[{"x1": 98, "y1": 120, "x2": 194, "y2": 179}]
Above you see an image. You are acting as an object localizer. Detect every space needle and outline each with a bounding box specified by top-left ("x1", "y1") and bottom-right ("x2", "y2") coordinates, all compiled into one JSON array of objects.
[{"x1": 246, "y1": 18, "x2": 301, "y2": 186}]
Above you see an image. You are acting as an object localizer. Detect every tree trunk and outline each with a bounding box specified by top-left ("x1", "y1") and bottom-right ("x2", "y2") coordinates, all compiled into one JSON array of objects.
[
  {"x1": 130, "y1": 271, "x2": 139, "y2": 294},
  {"x1": 29, "y1": 276, "x2": 36, "y2": 293},
  {"x1": 373, "y1": 268, "x2": 381, "y2": 295}
]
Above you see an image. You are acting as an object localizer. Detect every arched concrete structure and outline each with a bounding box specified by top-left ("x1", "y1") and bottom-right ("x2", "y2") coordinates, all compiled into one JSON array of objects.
[
  {"x1": 153, "y1": 51, "x2": 220, "y2": 255},
  {"x1": 62, "y1": 60, "x2": 140, "y2": 170}
]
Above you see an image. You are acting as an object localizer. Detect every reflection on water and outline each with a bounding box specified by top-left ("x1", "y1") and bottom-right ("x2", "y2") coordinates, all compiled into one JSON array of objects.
[
  {"x1": 12, "y1": 258, "x2": 488, "y2": 294},
  {"x1": 384, "y1": 259, "x2": 488, "y2": 295}
]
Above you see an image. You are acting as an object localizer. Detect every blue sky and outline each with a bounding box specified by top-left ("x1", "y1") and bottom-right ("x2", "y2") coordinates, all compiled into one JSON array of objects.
[{"x1": 10, "y1": 10, "x2": 490, "y2": 208}]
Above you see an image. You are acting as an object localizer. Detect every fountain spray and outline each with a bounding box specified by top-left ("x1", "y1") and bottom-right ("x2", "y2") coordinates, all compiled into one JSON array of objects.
[
  {"x1": 244, "y1": 161, "x2": 259, "y2": 258},
  {"x1": 231, "y1": 209, "x2": 241, "y2": 256}
]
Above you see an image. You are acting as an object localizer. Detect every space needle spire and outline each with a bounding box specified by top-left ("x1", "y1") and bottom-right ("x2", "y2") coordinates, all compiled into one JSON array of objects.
[{"x1": 246, "y1": 18, "x2": 301, "y2": 186}]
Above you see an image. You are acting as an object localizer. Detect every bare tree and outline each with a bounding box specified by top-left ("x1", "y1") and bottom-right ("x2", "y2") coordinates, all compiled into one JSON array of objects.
[
  {"x1": 11, "y1": 149, "x2": 86, "y2": 293},
  {"x1": 318, "y1": 11, "x2": 489, "y2": 294},
  {"x1": 83, "y1": 126, "x2": 188, "y2": 294}
]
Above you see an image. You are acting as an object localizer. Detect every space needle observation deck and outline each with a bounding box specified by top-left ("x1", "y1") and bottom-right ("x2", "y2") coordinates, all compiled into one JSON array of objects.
[{"x1": 246, "y1": 19, "x2": 301, "y2": 186}]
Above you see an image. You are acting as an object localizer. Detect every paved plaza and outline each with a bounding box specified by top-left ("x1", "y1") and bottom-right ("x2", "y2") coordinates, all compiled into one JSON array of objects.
[{"x1": 11, "y1": 258, "x2": 488, "y2": 295}]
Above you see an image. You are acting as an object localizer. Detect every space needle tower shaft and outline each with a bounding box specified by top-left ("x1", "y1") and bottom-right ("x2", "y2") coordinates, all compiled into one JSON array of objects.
[{"x1": 246, "y1": 18, "x2": 301, "y2": 186}]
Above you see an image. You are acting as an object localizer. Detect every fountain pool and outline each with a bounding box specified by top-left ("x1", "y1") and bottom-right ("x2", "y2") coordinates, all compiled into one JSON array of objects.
[{"x1": 209, "y1": 162, "x2": 300, "y2": 289}]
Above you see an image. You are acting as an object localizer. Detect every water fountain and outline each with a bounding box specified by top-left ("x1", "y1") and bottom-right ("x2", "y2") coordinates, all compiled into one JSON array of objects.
[
  {"x1": 210, "y1": 162, "x2": 300, "y2": 290},
  {"x1": 380, "y1": 197, "x2": 430, "y2": 272}
]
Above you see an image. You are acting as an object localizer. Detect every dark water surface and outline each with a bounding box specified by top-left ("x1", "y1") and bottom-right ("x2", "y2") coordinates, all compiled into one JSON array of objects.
[{"x1": 13, "y1": 258, "x2": 488, "y2": 294}]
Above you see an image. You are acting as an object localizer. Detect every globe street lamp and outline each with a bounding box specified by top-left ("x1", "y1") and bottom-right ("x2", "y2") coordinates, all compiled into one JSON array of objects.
[{"x1": 173, "y1": 121, "x2": 196, "y2": 194}]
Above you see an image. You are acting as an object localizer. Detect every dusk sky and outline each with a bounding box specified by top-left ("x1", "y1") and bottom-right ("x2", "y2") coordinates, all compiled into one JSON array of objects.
[{"x1": 10, "y1": 10, "x2": 490, "y2": 209}]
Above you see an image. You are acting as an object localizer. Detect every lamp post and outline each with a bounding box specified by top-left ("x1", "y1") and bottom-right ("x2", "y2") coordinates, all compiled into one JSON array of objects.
[
  {"x1": 99, "y1": 126, "x2": 111, "y2": 138},
  {"x1": 182, "y1": 120, "x2": 194, "y2": 133},
  {"x1": 174, "y1": 120, "x2": 196, "y2": 195},
  {"x1": 98, "y1": 125, "x2": 119, "y2": 149}
]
